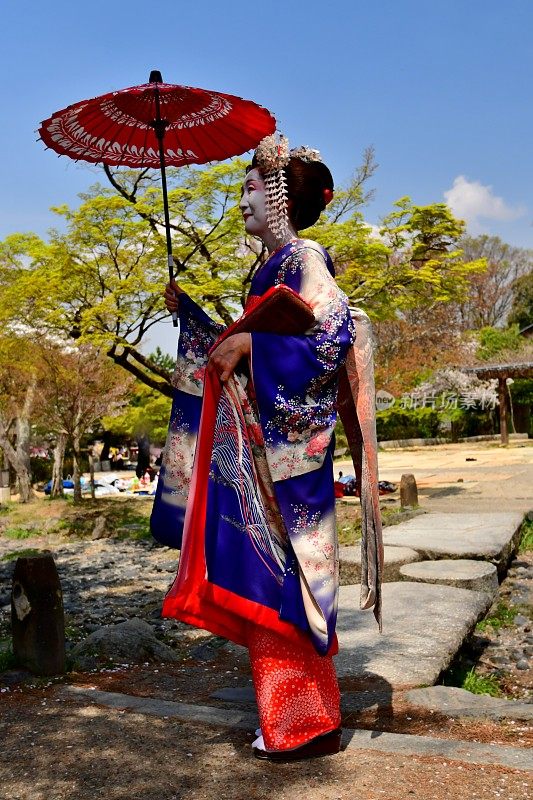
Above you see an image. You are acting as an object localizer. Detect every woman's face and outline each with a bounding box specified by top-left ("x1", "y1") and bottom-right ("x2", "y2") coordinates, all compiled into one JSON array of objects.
[{"x1": 239, "y1": 169, "x2": 269, "y2": 239}]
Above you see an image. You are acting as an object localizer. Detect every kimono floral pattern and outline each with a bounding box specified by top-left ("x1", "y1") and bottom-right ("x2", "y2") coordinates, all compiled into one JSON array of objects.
[
  {"x1": 154, "y1": 238, "x2": 356, "y2": 654},
  {"x1": 291, "y1": 504, "x2": 339, "y2": 595},
  {"x1": 171, "y1": 294, "x2": 224, "y2": 396},
  {"x1": 252, "y1": 241, "x2": 355, "y2": 483},
  {"x1": 161, "y1": 419, "x2": 197, "y2": 503}
]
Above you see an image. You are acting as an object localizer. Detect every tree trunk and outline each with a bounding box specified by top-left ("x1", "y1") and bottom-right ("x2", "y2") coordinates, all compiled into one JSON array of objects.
[
  {"x1": 0, "y1": 418, "x2": 34, "y2": 503},
  {"x1": 1, "y1": 377, "x2": 38, "y2": 503},
  {"x1": 72, "y1": 434, "x2": 82, "y2": 503},
  {"x1": 71, "y1": 402, "x2": 84, "y2": 504},
  {"x1": 100, "y1": 430, "x2": 111, "y2": 463},
  {"x1": 14, "y1": 376, "x2": 37, "y2": 501},
  {"x1": 50, "y1": 432, "x2": 67, "y2": 498},
  {"x1": 88, "y1": 447, "x2": 96, "y2": 500}
]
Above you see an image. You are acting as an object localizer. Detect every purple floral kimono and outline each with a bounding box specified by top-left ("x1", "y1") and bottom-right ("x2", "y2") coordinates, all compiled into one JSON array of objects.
[{"x1": 152, "y1": 238, "x2": 382, "y2": 656}]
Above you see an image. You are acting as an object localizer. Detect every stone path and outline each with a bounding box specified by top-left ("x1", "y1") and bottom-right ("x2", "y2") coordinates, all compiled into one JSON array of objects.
[
  {"x1": 340, "y1": 544, "x2": 421, "y2": 584},
  {"x1": 405, "y1": 686, "x2": 533, "y2": 722},
  {"x1": 62, "y1": 686, "x2": 533, "y2": 772},
  {"x1": 1, "y1": 511, "x2": 528, "y2": 690},
  {"x1": 382, "y1": 512, "x2": 524, "y2": 571},
  {"x1": 399, "y1": 558, "x2": 499, "y2": 594},
  {"x1": 335, "y1": 582, "x2": 492, "y2": 686}
]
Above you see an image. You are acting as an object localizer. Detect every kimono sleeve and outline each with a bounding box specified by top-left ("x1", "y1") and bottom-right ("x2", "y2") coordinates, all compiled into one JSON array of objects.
[
  {"x1": 150, "y1": 294, "x2": 224, "y2": 548},
  {"x1": 171, "y1": 293, "x2": 225, "y2": 396},
  {"x1": 250, "y1": 244, "x2": 355, "y2": 482}
]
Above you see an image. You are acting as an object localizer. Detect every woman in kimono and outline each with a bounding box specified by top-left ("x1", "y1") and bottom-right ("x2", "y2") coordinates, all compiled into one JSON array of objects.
[{"x1": 152, "y1": 135, "x2": 382, "y2": 761}]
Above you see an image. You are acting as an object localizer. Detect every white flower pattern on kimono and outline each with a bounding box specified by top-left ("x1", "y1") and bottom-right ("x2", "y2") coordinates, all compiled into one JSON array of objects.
[
  {"x1": 291, "y1": 505, "x2": 339, "y2": 600},
  {"x1": 171, "y1": 352, "x2": 208, "y2": 396},
  {"x1": 160, "y1": 411, "x2": 197, "y2": 503}
]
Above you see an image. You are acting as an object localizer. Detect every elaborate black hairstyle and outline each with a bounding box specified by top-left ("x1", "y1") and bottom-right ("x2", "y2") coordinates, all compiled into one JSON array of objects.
[{"x1": 249, "y1": 155, "x2": 334, "y2": 231}]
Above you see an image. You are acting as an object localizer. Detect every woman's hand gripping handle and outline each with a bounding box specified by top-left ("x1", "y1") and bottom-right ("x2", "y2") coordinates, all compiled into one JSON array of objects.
[{"x1": 164, "y1": 279, "x2": 184, "y2": 322}]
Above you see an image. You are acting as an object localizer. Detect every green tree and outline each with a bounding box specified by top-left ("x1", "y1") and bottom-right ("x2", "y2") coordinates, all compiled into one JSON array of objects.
[
  {"x1": 508, "y1": 270, "x2": 533, "y2": 330},
  {"x1": 476, "y1": 325, "x2": 523, "y2": 361},
  {"x1": 454, "y1": 235, "x2": 532, "y2": 329},
  {"x1": 148, "y1": 346, "x2": 176, "y2": 374},
  {"x1": 103, "y1": 382, "x2": 172, "y2": 446},
  {"x1": 0, "y1": 161, "x2": 257, "y2": 398},
  {"x1": 0, "y1": 154, "x2": 484, "y2": 403},
  {"x1": 315, "y1": 197, "x2": 486, "y2": 320}
]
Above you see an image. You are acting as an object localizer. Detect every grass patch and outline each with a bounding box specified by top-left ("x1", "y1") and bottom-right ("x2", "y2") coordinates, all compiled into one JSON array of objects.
[
  {"x1": 461, "y1": 667, "x2": 502, "y2": 697},
  {"x1": 476, "y1": 600, "x2": 517, "y2": 633},
  {"x1": 2, "y1": 526, "x2": 37, "y2": 540},
  {"x1": 1, "y1": 548, "x2": 42, "y2": 563},
  {"x1": 442, "y1": 658, "x2": 504, "y2": 698},
  {"x1": 336, "y1": 501, "x2": 362, "y2": 546},
  {"x1": 518, "y1": 517, "x2": 533, "y2": 553},
  {"x1": 120, "y1": 524, "x2": 151, "y2": 541},
  {"x1": 336, "y1": 502, "x2": 419, "y2": 547},
  {"x1": 0, "y1": 496, "x2": 154, "y2": 542}
]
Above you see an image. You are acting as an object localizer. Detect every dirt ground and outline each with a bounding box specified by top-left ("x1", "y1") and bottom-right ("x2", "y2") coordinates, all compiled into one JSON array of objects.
[
  {"x1": 0, "y1": 687, "x2": 531, "y2": 800},
  {"x1": 337, "y1": 439, "x2": 533, "y2": 514}
]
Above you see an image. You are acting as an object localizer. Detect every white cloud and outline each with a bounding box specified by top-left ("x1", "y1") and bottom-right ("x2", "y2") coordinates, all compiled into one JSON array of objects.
[{"x1": 444, "y1": 175, "x2": 525, "y2": 233}]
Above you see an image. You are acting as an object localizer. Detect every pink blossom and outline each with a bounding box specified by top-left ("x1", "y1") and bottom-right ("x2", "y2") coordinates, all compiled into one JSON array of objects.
[
  {"x1": 192, "y1": 366, "x2": 205, "y2": 381},
  {"x1": 305, "y1": 431, "x2": 330, "y2": 457}
]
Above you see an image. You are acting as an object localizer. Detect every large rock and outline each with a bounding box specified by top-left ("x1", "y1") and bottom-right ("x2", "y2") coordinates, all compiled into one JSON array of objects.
[
  {"x1": 340, "y1": 545, "x2": 421, "y2": 584},
  {"x1": 399, "y1": 559, "x2": 499, "y2": 596},
  {"x1": 70, "y1": 618, "x2": 179, "y2": 670},
  {"x1": 335, "y1": 582, "x2": 492, "y2": 688},
  {"x1": 382, "y1": 512, "x2": 524, "y2": 572},
  {"x1": 405, "y1": 685, "x2": 533, "y2": 721}
]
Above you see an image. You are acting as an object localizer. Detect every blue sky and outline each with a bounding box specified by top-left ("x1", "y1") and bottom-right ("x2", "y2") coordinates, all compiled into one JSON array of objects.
[
  {"x1": 2, "y1": 1, "x2": 531, "y2": 349},
  {"x1": 2, "y1": 0, "x2": 531, "y2": 245}
]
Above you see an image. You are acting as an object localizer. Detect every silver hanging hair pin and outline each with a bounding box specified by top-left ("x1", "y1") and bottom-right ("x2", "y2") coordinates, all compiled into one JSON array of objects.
[
  {"x1": 254, "y1": 134, "x2": 325, "y2": 244},
  {"x1": 254, "y1": 133, "x2": 291, "y2": 243}
]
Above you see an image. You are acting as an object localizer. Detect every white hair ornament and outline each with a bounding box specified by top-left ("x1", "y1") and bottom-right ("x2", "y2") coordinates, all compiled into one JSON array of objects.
[
  {"x1": 254, "y1": 134, "x2": 325, "y2": 244},
  {"x1": 254, "y1": 134, "x2": 291, "y2": 242}
]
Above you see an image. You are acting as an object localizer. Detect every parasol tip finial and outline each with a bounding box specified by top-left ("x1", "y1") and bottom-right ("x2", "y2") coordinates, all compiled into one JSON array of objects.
[{"x1": 149, "y1": 70, "x2": 163, "y2": 84}]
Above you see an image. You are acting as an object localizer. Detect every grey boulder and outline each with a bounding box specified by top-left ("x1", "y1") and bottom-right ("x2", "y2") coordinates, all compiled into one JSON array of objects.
[{"x1": 70, "y1": 617, "x2": 179, "y2": 670}]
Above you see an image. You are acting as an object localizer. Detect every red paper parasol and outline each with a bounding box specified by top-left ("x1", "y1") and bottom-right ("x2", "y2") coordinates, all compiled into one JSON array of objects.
[{"x1": 39, "y1": 70, "x2": 276, "y2": 323}]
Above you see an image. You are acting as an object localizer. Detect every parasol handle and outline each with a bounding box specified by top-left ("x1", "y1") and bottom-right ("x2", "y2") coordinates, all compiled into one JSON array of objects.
[{"x1": 151, "y1": 73, "x2": 178, "y2": 328}]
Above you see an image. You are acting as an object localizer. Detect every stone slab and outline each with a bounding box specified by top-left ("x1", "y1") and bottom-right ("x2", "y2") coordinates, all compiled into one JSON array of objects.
[
  {"x1": 211, "y1": 685, "x2": 393, "y2": 715},
  {"x1": 340, "y1": 545, "x2": 421, "y2": 585},
  {"x1": 399, "y1": 559, "x2": 499, "y2": 596},
  {"x1": 335, "y1": 582, "x2": 492, "y2": 688},
  {"x1": 211, "y1": 686, "x2": 256, "y2": 703},
  {"x1": 382, "y1": 512, "x2": 524, "y2": 570},
  {"x1": 63, "y1": 686, "x2": 259, "y2": 728},
  {"x1": 343, "y1": 728, "x2": 533, "y2": 772},
  {"x1": 62, "y1": 687, "x2": 533, "y2": 772},
  {"x1": 405, "y1": 686, "x2": 533, "y2": 721}
]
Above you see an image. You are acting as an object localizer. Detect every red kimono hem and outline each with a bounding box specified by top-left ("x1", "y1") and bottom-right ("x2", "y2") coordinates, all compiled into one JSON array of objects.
[{"x1": 162, "y1": 579, "x2": 338, "y2": 656}]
